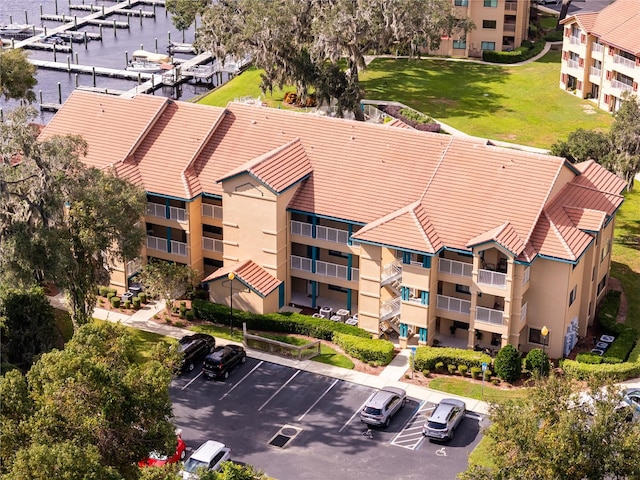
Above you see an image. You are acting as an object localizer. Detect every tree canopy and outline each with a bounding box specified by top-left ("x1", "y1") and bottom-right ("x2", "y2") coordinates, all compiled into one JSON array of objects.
[
  {"x1": 0, "y1": 107, "x2": 147, "y2": 328},
  {"x1": 460, "y1": 374, "x2": 640, "y2": 480},
  {"x1": 137, "y1": 260, "x2": 198, "y2": 311},
  {"x1": 0, "y1": 321, "x2": 177, "y2": 480},
  {"x1": 165, "y1": 0, "x2": 209, "y2": 31},
  {"x1": 551, "y1": 94, "x2": 640, "y2": 190},
  {"x1": 0, "y1": 48, "x2": 37, "y2": 102},
  {"x1": 195, "y1": 0, "x2": 473, "y2": 119}
]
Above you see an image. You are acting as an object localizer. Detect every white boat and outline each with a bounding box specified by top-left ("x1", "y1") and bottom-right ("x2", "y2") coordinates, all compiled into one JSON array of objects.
[
  {"x1": 167, "y1": 41, "x2": 195, "y2": 54},
  {"x1": 0, "y1": 23, "x2": 42, "y2": 37},
  {"x1": 126, "y1": 60, "x2": 164, "y2": 73},
  {"x1": 131, "y1": 49, "x2": 171, "y2": 64}
]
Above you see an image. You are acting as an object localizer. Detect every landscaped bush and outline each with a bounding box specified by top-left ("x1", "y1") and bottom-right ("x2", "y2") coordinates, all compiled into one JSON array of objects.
[
  {"x1": 192, "y1": 299, "x2": 372, "y2": 341},
  {"x1": 597, "y1": 290, "x2": 623, "y2": 334},
  {"x1": 98, "y1": 286, "x2": 110, "y2": 297},
  {"x1": 138, "y1": 292, "x2": 147, "y2": 303},
  {"x1": 482, "y1": 40, "x2": 545, "y2": 64},
  {"x1": 185, "y1": 310, "x2": 194, "y2": 322},
  {"x1": 458, "y1": 365, "x2": 468, "y2": 376},
  {"x1": 435, "y1": 361, "x2": 445, "y2": 372},
  {"x1": 332, "y1": 332, "x2": 394, "y2": 365},
  {"x1": 132, "y1": 297, "x2": 141, "y2": 309},
  {"x1": 110, "y1": 297, "x2": 121, "y2": 308},
  {"x1": 483, "y1": 369, "x2": 492, "y2": 381},
  {"x1": 413, "y1": 346, "x2": 491, "y2": 373},
  {"x1": 603, "y1": 329, "x2": 638, "y2": 363},
  {"x1": 544, "y1": 30, "x2": 564, "y2": 42},
  {"x1": 562, "y1": 339, "x2": 640, "y2": 380},
  {"x1": 576, "y1": 352, "x2": 604, "y2": 364},
  {"x1": 124, "y1": 300, "x2": 131, "y2": 309},
  {"x1": 494, "y1": 345, "x2": 522, "y2": 383},
  {"x1": 108, "y1": 288, "x2": 117, "y2": 296},
  {"x1": 107, "y1": 292, "x2": 116, "y2": 300},
  {"x1": 447, "y1": 364, "x2": 457, "y2": 375},
  {"x1": 524, "y1": 348, "x2": 550, "y2": 376},
  {"x1": 381, "y1": 104, "x2": 441, "y2": 132},
  {"x1": 470, "y1": 366, "x2": 482, "y2": 380}
]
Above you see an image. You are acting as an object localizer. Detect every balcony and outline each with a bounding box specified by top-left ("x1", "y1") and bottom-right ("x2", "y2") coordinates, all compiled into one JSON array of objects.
[
  {"x1": 438, "y1": 258, "x2": 472, "y2": 277},
  {"x1": 201, "y1": 203, "x2": 223, "y2": 219},
  {"x1": 569, "y1": 36, "x2": 581, "y2": 46},
  {"x1": 476, "y1": 306, "x2": 505, "y2": 326},
  {"x1": 126, "y1": 257, "x2": 142, "y2": 275},
  {"x1": 589, "y1": 66, "x2": 601, "y2": 79},
  {"x1": 614, "y1": 54, "x2": 636, "y2": 70},
  {"x1": 436, "y1": 294, "x2": 471, "y2": 315},
  {"x1": 504, "y1": 1, "x2": 517, "y2": 11},
  {"x1": 291, "y1": 220, "x2": 312, "y2": 237},
  {"x1": 380, "y1": 297, "x2": 401, "y2": 321},
  {"x1": 146, "y1": 202, "x2": 187, "y2": 223},
  {"x1": 147, "y1": 235, "x2": 188, "y2": 257},
  {"x1": 503, "y1": 23, "x2": 516, "y2": 33},
  {"x1": 171, "y1": 240, "x2": 188, "y2": 256},
  {"x1": 147, "y1": 235, "x2": 167, "y2": 253},
  {"x1": 478, "y1": 268, "x2": 506, "y2": 288},
  {"x1": 290, "y1": 255, "x2": 358, "y2": 282},
  {"x1": 592, "y1": 43, "x2": 603, "y2": 55},
  {"x1": 290, "y1": 220, "x2": 349, "y2": 244},
  {"x1": 567, "y1": 59, "x2": 580, "y2": 70},
  {"x1": 611, "y1": 79, "x2": 634, "y2": 93},
  {"x1": 202, "y1": 237, "x2": 223, "y2": 253}
]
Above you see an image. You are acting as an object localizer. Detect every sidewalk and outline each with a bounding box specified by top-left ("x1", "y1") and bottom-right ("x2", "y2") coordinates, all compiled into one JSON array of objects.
[{"x1": 51, "y1": 293, "x2": 489, "y2": 415}]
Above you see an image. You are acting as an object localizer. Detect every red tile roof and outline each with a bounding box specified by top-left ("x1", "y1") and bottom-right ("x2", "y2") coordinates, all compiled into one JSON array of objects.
[
  {"x1": 202, "y1": 260, "x2": 281, "y2": 297},
  {"x1": 217, "y1": 138, "x2": 313, "y2": 193}
]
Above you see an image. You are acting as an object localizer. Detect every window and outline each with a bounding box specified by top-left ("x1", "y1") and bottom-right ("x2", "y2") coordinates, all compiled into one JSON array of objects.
[
  {"x1": 601, "y1": 239, "x2": 611, "y2": 262},
  {"x1": 329, "y1": 249, "x2": 349, "y2": 258},
  {"x1": 528, "y1": 328, "x2": 547, "y2": 346},
  {"x1": 481, "y1": 41, "x2": 496, "y2": 51},
  {"x1": 328, "y1": 284, "x2": 348, "y2": 293},
  {"x1": 456, "y1": 284, "x2": 471, "y2": 294},
  {"x1": 453, "y1": 39, "x2": 466, "y2": 49},
  {"x1": 484, "y1": 0, "x2": 498, "y2": 6},
  {"x1": 454, "y1": 0, "x2": 468, "y2": 5},
  {"x1": 569, "y1": 285, "x2": 577, "y2": 306},
  {"x1": 597, "y1": 275, "x2": 607, "y2": 295},
  {"x1": 482, "y1": 20, "x2": 497, "y2": 29}
]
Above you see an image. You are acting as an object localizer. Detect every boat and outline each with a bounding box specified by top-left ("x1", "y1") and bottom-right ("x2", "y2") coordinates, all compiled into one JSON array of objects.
[
  {"x1": 0, "y1": 23, "x2": 43, "y2": 38},
  {"x1": 167, "y1": 41, "x2": 195, "y2": 54},
  {"x1": 131, "y1": 49, "x2": 171, "y2": 64},
  {"x1": 126, "y1": 60, "x2": 165, "y2": 73}
]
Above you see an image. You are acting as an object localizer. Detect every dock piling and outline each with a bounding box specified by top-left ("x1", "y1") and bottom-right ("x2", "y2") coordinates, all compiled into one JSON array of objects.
[
  {"x1": 92, "y1": 66, "x2": 96, "y2": 87},
  {"x1": 67, "y1": 55, "x2": 71, "y2": 72},
  {"x1": 113, "y1": 20, "x2": 117, "y2": 36},
  {"x1": 100, "y1": 25, "x2": 103, "y2": 41},
  {"x1": 155, "y1": 37, "x2": 158, "y2": 53},
  {"x1": 25, "y1": 10, "x2": 29, "y2": 25},
  {"x1": 75, "y1": 52, "x2": 79, "y2": 64},
  {"x1": 53, "y1": 44, "x2": 57, "y2": 62},
  {"x1": 74, "y1": 16, "x2": 77, "y2": 29},
  {"x1": 125, "y1": 51, "x2": 129, "y2": 66},
  {"x1": 9, "y1": 15, "x2": 13, "y2": 24},
  {"x1": 40, "y1": 5, "x2": 43, "y2": 17},
  {"x1": 75, "y1": 74, "x2": 79, "y2": 88},
  {"x1": 57, "y1": 83, "x2": 62, "y2": 104},
  {"x1": 139, "y1": 10, "x2": 143, "y2": 26},
  {"x1": 84, "y1": 32, "x2": 88, "y2": 49},
  {"x1": 39, "y1": 90, "x2": 43, "y2": 105}
]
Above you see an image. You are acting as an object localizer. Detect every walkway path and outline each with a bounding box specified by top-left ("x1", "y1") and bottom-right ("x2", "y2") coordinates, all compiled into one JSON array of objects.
[{"x1": 50, "y1": 293, "x2": 489, "y2": 414}]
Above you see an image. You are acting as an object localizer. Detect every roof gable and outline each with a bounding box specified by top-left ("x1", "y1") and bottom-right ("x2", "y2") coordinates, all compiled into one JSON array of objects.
[
  {"x1": 202, "y1": 260, "x2": 282, "y2": 297},
  {"x1": 466, "y1": 222, "x2": 526, "y2": 256}
]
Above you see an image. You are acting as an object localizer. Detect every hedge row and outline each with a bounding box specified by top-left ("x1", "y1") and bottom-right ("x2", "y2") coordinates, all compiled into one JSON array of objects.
[
  {"x1": 191, "y1": 299, "x2": 371, "y2": 342},
  {"x1": 333, "y1": 332, "x2": 394, "y2": 365},
  {"x1": 562, "y1": 341, "x2": 640, "y2": 380},
  {"x1": 603, "y1": 329, "x2": 638, "y2": 363},
  {"x1": 482, "y1": 40, "x2": 545, "y2": 64},
  {"x1": 413, "y1": 346, "x2": 491, "y2": 372}
]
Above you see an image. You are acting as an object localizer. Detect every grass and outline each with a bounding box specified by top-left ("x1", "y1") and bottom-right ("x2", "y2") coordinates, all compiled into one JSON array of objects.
[
  {"x1": 190, "y1": 323, "x2": 246, "y2": 343},
  {"x1": 428, "y1": 377, "x2": 529, "y2": 402},
  {"x1": 611, "y1": 187, "x2": 640, "y2": 331},
  {"x1": 252, "y1": 333, "x2": 355, "y2": 369},
  {"x1": 468, "y1": 436, "x2": 496, "y2": 470},
  {"x1": 127, "y1": 328, "x2": 174, "y2": 364}
]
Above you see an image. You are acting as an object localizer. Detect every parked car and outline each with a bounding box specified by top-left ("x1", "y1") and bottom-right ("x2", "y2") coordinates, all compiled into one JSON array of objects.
[
  {"x1": 622, "y1": 388, "x2": 640, "y2": 420},
  {"x1": 178, "y1": 334, "x2": 215, "y2": 373},
  {"x1": 180, "y1": 440, "x2": 231, "y2": 479},
  {"x1": 360, "y1": 386, "x2": 406, "y2": 427},
  {"x1": 423, "y1": 398, "x2": 466, "y2": 441},
  {"x1": 203, "y1": 345, "x2": 247, "y2": 380},
  {"x1": 138, "y1": 429, "x2": 186, "y2": 467}
]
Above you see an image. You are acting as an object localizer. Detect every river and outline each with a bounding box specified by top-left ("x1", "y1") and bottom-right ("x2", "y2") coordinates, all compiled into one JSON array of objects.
[{"x1": 1, "y1": 0, "x2": 218, "y2": 124}]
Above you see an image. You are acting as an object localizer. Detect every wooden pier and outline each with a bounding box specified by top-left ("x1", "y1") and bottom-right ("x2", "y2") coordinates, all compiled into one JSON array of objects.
[
  {"x1": 40, "y1": 14, "x2": 131, "y2": 28},
  {"x1": 68, "y1": 4, "x2": 156, "y2": 17}
]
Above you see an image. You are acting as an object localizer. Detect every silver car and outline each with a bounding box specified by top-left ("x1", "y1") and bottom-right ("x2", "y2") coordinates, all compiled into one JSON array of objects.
[
  {"x1": 423, "y1": 398, "x2": 466, "y2": 441},
  {"x1": 360, "y1": 386, "x2": 406, "y2": 427}
]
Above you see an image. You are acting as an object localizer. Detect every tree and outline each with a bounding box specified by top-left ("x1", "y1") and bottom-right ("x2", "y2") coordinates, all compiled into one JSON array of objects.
[
  {"x1": 0, "y1": 107, "x2": 147, "y2": 329},
  {"x1": 196, "y1": 0, "x2": 473, "y2": 119},
  {"x1": 549, "y1": 128, "x2": 611, "y2": 163},
  {"x1": 0, "y1": 322, "x2": 178, "y2": 480},
  {"x1": 0, "y1": 287, "x2": 57, "y2": 373},
  {"x1": 460, "y1": 375, "x2": 640, "y2": 480},
  {"x1": 524, "y1": 348, "x2": 550, "y2": 377},
  {"x1": 137, "y1": 260, "x2": 198, "y2": 311},
  {"x1": 0, "y1": 48, "x2": 37, "y2": 102},
  {"x1": 556, "y1": 0, "x2": 573, "y2": 30},
  {"x1": 166, "y1": 0, "x2": 210, "y2": 31},
  {"x1": 197, "y1": 461, "x2": 269, "y2": 480},
  {"x1": 493, "y1": 344, "x2": 521, "y2": 383}
]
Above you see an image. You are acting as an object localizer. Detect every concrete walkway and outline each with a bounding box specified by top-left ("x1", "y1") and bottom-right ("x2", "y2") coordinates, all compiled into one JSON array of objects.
[{"x1": 50, "y1": 293, "x2": 489, "y2": 415}]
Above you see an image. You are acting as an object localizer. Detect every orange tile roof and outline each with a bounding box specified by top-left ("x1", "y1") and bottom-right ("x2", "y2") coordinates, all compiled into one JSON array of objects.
[
  {"x1": 202, "y1": 260, "x2": 281, "y2": 297},
  {"x1": 563, "y1": 206, "x2": 607, "y2": 232},
  {"x1": 217, "y1": 138, "x2": 313, "y2": 193},
  {"x1": 467, "y1": 222, "x2": 526, "y2": 256},
  {"x1": 386, "y1": 118, "x2": 414, "y2": 129}
]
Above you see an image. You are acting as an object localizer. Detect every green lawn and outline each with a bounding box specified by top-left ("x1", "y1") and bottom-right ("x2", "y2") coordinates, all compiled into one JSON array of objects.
[
  {"x1": 428, "y1": 377, "x2": 529, "y2": 402},
  {"x1": 468, "y1": 436, "x2": 496, "y2": 470}
]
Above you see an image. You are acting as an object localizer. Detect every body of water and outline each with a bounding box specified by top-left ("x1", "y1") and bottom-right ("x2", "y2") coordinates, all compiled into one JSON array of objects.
[{"x1": 1, "y1": 0, "x2": 218, "y2": 124}]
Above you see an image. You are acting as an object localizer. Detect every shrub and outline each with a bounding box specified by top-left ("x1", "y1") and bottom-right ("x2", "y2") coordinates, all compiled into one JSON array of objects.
[
  {"x1": 422, "y1": 369, "x2": 430, "y2": 377},
  {"x1": 98, "y1": 286, "x2": 110, "y2": 297},
  {"x1": 524, "y1": 348, "x2": 550, "y2": 376},
  {"x1": 110, "y1": 297, "x2": 121, "y2": 308},
  {"x1": 435, "y1": 361, "x2": 445, "y2": 372},
  {"x1": 458, "y1": 365, "x2": 468, "y2": 376},
  {"x1": 108, "y1": 288, "x2": 117, "y2": 296},
  {"x1": 576, "y1": 352, "x2": 603, "y2": 364},
  {"x1": 107, "y1": 292, "x2": 116, "y2": 300},
  {"x1": 544, "y1": 30, "x2": 564, "y2": 42},
  {"x1": 413, "y1": 346, "x2": 491, "y2": 372},
  {"x1": 165, "y1": 318, "x2": 172, "y2": 324},
  {"x1": 470, "y1": 366, "x2": 482, "y2": 380},
  {"x1": 138, "y1": 292, "x2": 147, "y2": 303},
  {"x1": 482, "y1": 40, "x2": 545, "y2": 63},
  {"x1": 185, "y1": 311, "x2": 194, "y2": 322},
  {"x1": 123, "y1": 300, "x2": 131, "y2": 309},
  {"x1": 333, "y1": 332, "x2": 394, "y2": 365},
  {"x1": 483, "y1": 369, "x2": 492, "y2": 381},
  {"x1": 494, "y1": 345, "x2": 522, "y2": 382},
  {"x1": 131, "y1": 297, "x2": 140, "y2": 309},
  {"x1": 447, "y1": 364, "x2": 457, "y2": 375},
  {"x1": 603, "y1": 329, "x2": 638, "y2": 363},
  {"x1": 174, "y1": 321, "x2": 185, "y2": 328},
  {"x1": 491, "y1": 378, "x2": 501, "y2": 386}
]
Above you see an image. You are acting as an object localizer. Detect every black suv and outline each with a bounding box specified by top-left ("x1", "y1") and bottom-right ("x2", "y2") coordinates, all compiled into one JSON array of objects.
[
  {"x1": 203, "y1": 345, "x2": 247, "y2": 380},
  {"x1": 178, "y1": 334, "x2": 215, "y2": 373}
]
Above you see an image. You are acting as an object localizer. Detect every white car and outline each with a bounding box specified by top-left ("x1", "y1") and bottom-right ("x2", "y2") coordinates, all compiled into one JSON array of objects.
[{"x1": 180, "y1": 440, "x2": 231, "y2": 479}]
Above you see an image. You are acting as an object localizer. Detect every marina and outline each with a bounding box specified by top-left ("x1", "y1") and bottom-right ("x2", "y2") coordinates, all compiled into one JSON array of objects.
[{"x1": 0, "y1": 0, "x2": 248, "y2": 124}]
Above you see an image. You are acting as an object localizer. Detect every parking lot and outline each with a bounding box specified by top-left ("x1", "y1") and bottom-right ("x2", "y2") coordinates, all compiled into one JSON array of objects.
[{"x1": 170, "y1": 357, "x2": 484, "y2": 480}]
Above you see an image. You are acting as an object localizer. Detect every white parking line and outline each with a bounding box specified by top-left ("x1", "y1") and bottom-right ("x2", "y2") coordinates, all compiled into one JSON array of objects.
[
  {"x1": 339, "y1": 398, "x2": 371, "y2": 433},
  {"x1": 219, "y1": 361, "x2": 263, "y2": 400},
  {"x1": 390, "y1": 401, "x2": 435, "y2": 450},
  {"x1": 258, "y1": 370, "x2": 301, "y2": 411},
  {"x1": 181, "y1": 371, "x2": 204, "y2": 391},
  {"x1": 297, "y1": 378, "x2": 339, "y2": 422}
]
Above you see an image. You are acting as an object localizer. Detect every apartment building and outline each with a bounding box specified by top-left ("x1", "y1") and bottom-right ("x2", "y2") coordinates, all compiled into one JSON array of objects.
[
  {"x1": 560, "y1": 0, "x2": 640, "y2": 112},
  {"x1": 40, "y1": 90, "x2": 625, "y2": 360},
  {"x1": 431, "y1": 0, "x2": 531, "y2": 57}
]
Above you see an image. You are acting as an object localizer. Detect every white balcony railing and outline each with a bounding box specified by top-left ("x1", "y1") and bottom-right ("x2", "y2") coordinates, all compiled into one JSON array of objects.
[
  {"x1": 291, "y1": 220, "x2": 313, "y2": 237},
  {"x1": 201, "y1": 203, "x2": 223, "y2": 219},
  {"x1": 436, "y1": 294, "x2": 471, "y2": 314},
  {"x1": 380, "y1": 297, "x2": 401, "y2": 321},
  {"x1": 523, "y1": 266, "x2": 531, "y2": 286},
  {"x1": 169, "y1": 206, "x2": 187, "y2": 223},
  {"x1": 569, "y1": 36, "x2": 581, "y2": 46},
  {"x1": 316, "y1": 260, "x2": 349, "y2": 280},
  {"x1": 613, "y1": 54, "x2": 636, "y2": 70},
  {"x1": 290, "y1": 255, "x2": 313, "y2": 272},
  {"x1": 589, "y1": 66, "x2": 601, "y2": 78},
  {"x1": 567, "y1": 59, "x2": 580, "y2": 70},
  {"x1": 170, "y1": 240, "x2": 188, "y2": 257},
  {"x1": 438, "y1": 258, "x2": 473, "y2": 277},
  {"x1": 316, "y1": 225, "x2": 349, "y2": 244},
  {"x1": 146, "y1": 235, "x2": 168, "y2": 253},
  {"x1": 478, "y1": 268, "x2": 507, "y2": 288},
  {"x1": 520, "y1": 302, "x2": 528, "y2": 323},
  {"x1": 476, "y1": 306, "x2": 505, "y2": 326},
  {"x1": 146, "y1": 202, "x2": 165, "y2": 218},
  {"x1": 592, "y1": 43, "x2": 603, "y2": 55},
  {"x1": 381, "y1": 261, "x2": 402, "y2": 285},
  {"x1": 202, "y1": 237, "x2": 223, "y2": 253},
  {"x1": 611, "y1": 79, "x2": 634, "y2": 92},
  {"x1": 126, "y1": 257, "x2": 142, "y2": 275}
]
